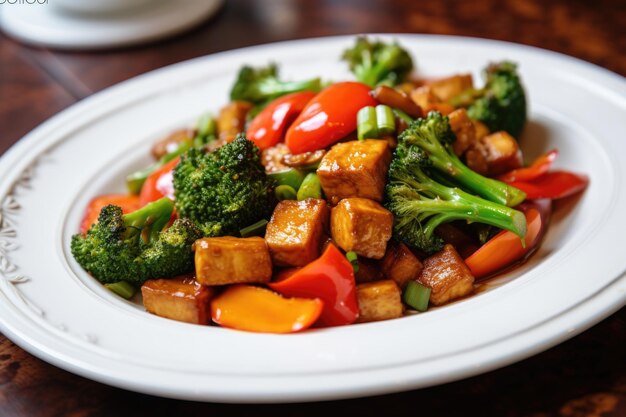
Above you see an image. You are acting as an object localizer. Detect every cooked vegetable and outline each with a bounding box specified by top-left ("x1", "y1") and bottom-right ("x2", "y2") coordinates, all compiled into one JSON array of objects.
[
  {"x1": 385, "y1": 115, "x2": 527, "y2": 254},
  {"x1": 317, "y1": 139, "x2": 392, "y2": 203},
  {"x1": 285, "y1": 82, "x2": 377, "y2": 154},
  {"x1": 265, "y1": 198, "x2": 329, "y2": 267},
  {"x1": 342, "y1": 36, "x2": 414, "y2": 87},
  {"x1": 210, "y1": 285, "x2": 323, "y2": 333},
  {"x1": 142, "y1": 275, "x2": 214, "y2": 324},
  {"x1": 346, "y1": 251, "x2": 360, "y2": 273},
  {"x1": 465, "y1": 200, "x2": 550, "y2": 278},
  {"x1": 396, "y1": 112, "x2": 526, "y2": 207},
  {"x1": 269, "y1": 244, "x2": 358, "y2": 327},
  {"x1": 275, "y1": 185, "x2": 298, "y2": 201},
  {"x1": 71, "y1": 198, "x2": 202, "y2": 285},
  {"x1": 230, "y1": 63, "x2": 321, "y2": 105},
  {"x1": 239, "y1": 219, "x2": 269, "y2": 237},
  {"x1": 330, "y1": 198, "x2": 393, "y2": 259},
  {"x1": 104, "y1": 281, "x2": 137, "y2": 300},
  {"x1": 216, "y1": 101, "x2": 253, "y2": 142},
  {"x1": 497, "y1": 149, "x2": 558, "y2": 182},
  {"x1": 507, "y1": 171, "x2": 589, "y2": 200},
  {"x1": 79, "y1": 194, "x2": 140, "y2": 234},
  {"x1": 297, "y1": 173, "x2": 323, "y2": 200},
  {"x1": 402, "y1": 281, "x2": 431, "y2": 312},
  {"x1": 356, "y1": 280, "x2": 403, "y2": 323},
  {"x1": 453, "y1": 62, "x2": 527, "y2": 139},
  {"x1": 357, "y1": 105, "x2": 396, "y2": 140},
  {"x1": 173, "y1": 135, "x2": 275, "y2": 237},
  {"x1": 139, "y1": 157, "x2": 179, "y2": 206},
  {"x1": 417, "y1": 244, "x2": 475, "y2": 305},
  {"x1": 246, "y1": 91, "x2": 315, "y2": 150},
  {"x1": 268, "y1": 168, "x2": 306, "y2": 190}
]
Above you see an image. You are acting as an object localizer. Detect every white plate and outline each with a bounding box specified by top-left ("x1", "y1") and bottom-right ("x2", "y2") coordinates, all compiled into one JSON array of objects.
[{"x1": 0, "y1": 35, "x2": 625, "y2": 403}]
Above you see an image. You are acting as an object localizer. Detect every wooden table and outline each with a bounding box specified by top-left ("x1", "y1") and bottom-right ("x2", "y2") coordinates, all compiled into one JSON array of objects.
[{"x1": 1, "y1": 0, "x2": 625, "y2": 415}]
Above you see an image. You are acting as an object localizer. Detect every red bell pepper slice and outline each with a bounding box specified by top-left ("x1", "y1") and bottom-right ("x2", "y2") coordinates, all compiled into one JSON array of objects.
[
  {"x1": 497, "y1": 149, "x2": 558, "y2": 183},
  {"x1": 139, "y1": 157, "x2": 180, "y2": 207},
  {"x1": 285, "y1": 82, "x2": 377, "y2": 154},
  {"x1": 464, "y1": 199, "x2": 551, "y2": 279},
  {"x1": 79, "y1": 194, "x2": 141, "y2": 233},
  {"x1": 508, "y1": 171, "x2": 589, "y2": 200},
  {"x1": 268, "y1": 244, "x2": 359, "y2": 327},
  {"x1": 246, "y1": 91, "x2": 316, "y2": 150}
]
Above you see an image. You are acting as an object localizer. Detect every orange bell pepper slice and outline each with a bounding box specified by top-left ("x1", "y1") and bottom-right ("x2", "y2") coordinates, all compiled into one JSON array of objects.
[
  {"x1": 210, "y1": 285, "x2": 323, "y2": 333},
  {"x1": 464, "y1": 200, "x2": 550, "y2": 279}
]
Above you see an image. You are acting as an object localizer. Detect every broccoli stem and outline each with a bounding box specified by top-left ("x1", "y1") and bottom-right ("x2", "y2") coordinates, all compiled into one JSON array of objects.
[
  {"x1": 396, "y1": 170, "x2": 527, "y2": 238},
  {"x1": 432, "y1": 151, "x2": 527, "y2": 207},
  {"x1": 123, "y1": 197, "x2": 174, "y2": 243}
]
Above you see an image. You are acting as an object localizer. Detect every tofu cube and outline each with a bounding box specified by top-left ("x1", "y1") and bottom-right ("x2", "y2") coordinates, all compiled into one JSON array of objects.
[
  {"x1": 417, "y1": 244, "x2": 475, "y2": 306},
  {"x1": 427, "y1": 74, "x2": 473, "y2": 102},
  {"x1": 265, "y1": 199, "x2": 329, "y2": 267},
  {"x1": 317, "y1": 140, "x2": 391, "y2": 203},
  {"x1": 381, "y1": 241, "x2": 423, "y2": 289},
  {"x1": 481, "y1": 131, "x2": 523, "y2": 176},
  {"x1": 448, "y1": 108, "x2": 476, "y2": 156},
  {"x1": 331, "y1": 198, "x2": 393, "y2": 259},
  {"x1": 142, "y1": 275, "x2": 214, "y2": 324},
  {"x1": 194, "y1": 237, "x2": 272, "y2": 285},
  {"x1": 356, "y1": 280, "x2": 403, "y2": 323},
  {"x1": 354, "y1": 258, "x2": 383, "y2": 284}
]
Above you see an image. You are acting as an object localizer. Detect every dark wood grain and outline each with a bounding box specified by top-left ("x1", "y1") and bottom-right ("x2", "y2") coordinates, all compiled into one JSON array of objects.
[{"x1": 1, "y1": 0, "x2": 625, "y2": 416}]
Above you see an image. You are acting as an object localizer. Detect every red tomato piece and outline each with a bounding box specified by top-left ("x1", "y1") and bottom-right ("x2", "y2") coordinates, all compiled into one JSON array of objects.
[
  {"x1": 246, "y1": 91, "x2": 316, "y2": 150},
  {"x1": 79, "y1": 194, "x2": 140, "y2": 233},
  {"x1": 269, "y1": 243, "x2": 359, "y2": 327},
  {"x1": 509, "y1": 171, "x2": 589, "y2": 200},
  {"x1": 464, "y1": 200, "x2": 551, "y2": 279},
  {"x1": 139, "y1": 157, "x2": 180, "y2": 207},
  {"x1": 497, "y1": 149, "x2": 558, "y2": 183},
  {"x1": 285, "y1": 82, "x2": 377, "y2": 154}
]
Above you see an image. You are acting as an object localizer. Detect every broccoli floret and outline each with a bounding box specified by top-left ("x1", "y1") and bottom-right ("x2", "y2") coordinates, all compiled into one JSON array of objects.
[
  {"x1": 71, "y1": 198, "x2": 201, "y2": 285},
  {"x1": 229, "y1": 63, "x2": 321, "y2": 105},
  {"x1": 398, "y1": 112, "x2": 526, "y2": 207},
  {"x1": 342, "y1": 36, "x2": 414, "y2": 87},
  {"x1": 453, "y1": 61, "x2": 527, "y2": 138},
  {"x1": 385, "y1": 140, "x2": 527, "y2": 255},
  {"x1": 173, "y1": 134, "x2": 275, "y2": 237}
]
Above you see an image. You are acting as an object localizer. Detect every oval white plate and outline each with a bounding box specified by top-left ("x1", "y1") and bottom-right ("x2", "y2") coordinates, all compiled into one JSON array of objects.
[{"x1": 0, "y1": 35, "x2": 625, "y2": 403}]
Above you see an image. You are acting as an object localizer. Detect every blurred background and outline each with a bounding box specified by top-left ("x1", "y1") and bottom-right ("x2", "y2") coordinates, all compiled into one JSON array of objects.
[{"x1": 0, "y1": 0, "x2": 625, "y2": 416}]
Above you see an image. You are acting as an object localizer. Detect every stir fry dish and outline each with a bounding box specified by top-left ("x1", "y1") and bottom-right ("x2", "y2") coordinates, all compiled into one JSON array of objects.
[{"x1": 71, "y1": 37, "x2": 589, "y2": 333}]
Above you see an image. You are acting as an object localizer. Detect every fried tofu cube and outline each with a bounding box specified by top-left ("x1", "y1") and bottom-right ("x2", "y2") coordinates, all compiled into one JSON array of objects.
[
  {"x1": 142, "y1": 275, "x2": 214, "y2": 324},
  {"x1": 417, "y1": 244, "x2": 475, "y2": 306},
  {"x1": 355, "y1": 258, "x2": 383, "y2": 284},
  {"x1": 481, "y1": 131, "x2": 523, "y2": 176},
  {"x1": 194, "y1": 237, "x2": 272, "y2": 285},
  {"x1": 472, "y1": 119, "x2": 490, "y2": 140},
  {"x1": 448, "y1": 108, "x2": 476, "y2": 156},
  {"x1": 265, "y1": 199, "x2": 329, "y2": 267},
  {"x1": 331, "y1": 198, "x2": 393, "y2": 259},
  {"x1": 317, "y1": 140, "x2": 391, "y2": 203},
  {"x1": 427, "y1": 74, "x2": 473, "y2": 102},
  {"x1": 410, "y1": 85, "x2": 440, "y2": 110},
  {"x1": 381, "y1": 241, "x2": 423, "y2": 289},
  {"x1": 464, "y1": 141, "x2": 489, "y2": 175},
  {"x1": 356, "y1": 280, "x2": 403, "y2": 323}
]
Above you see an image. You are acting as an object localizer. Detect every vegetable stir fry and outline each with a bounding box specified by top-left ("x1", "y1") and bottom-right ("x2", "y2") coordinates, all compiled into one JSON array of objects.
[{"x1": 71, "y1": 37, "x2": 589, "y2": 333}]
